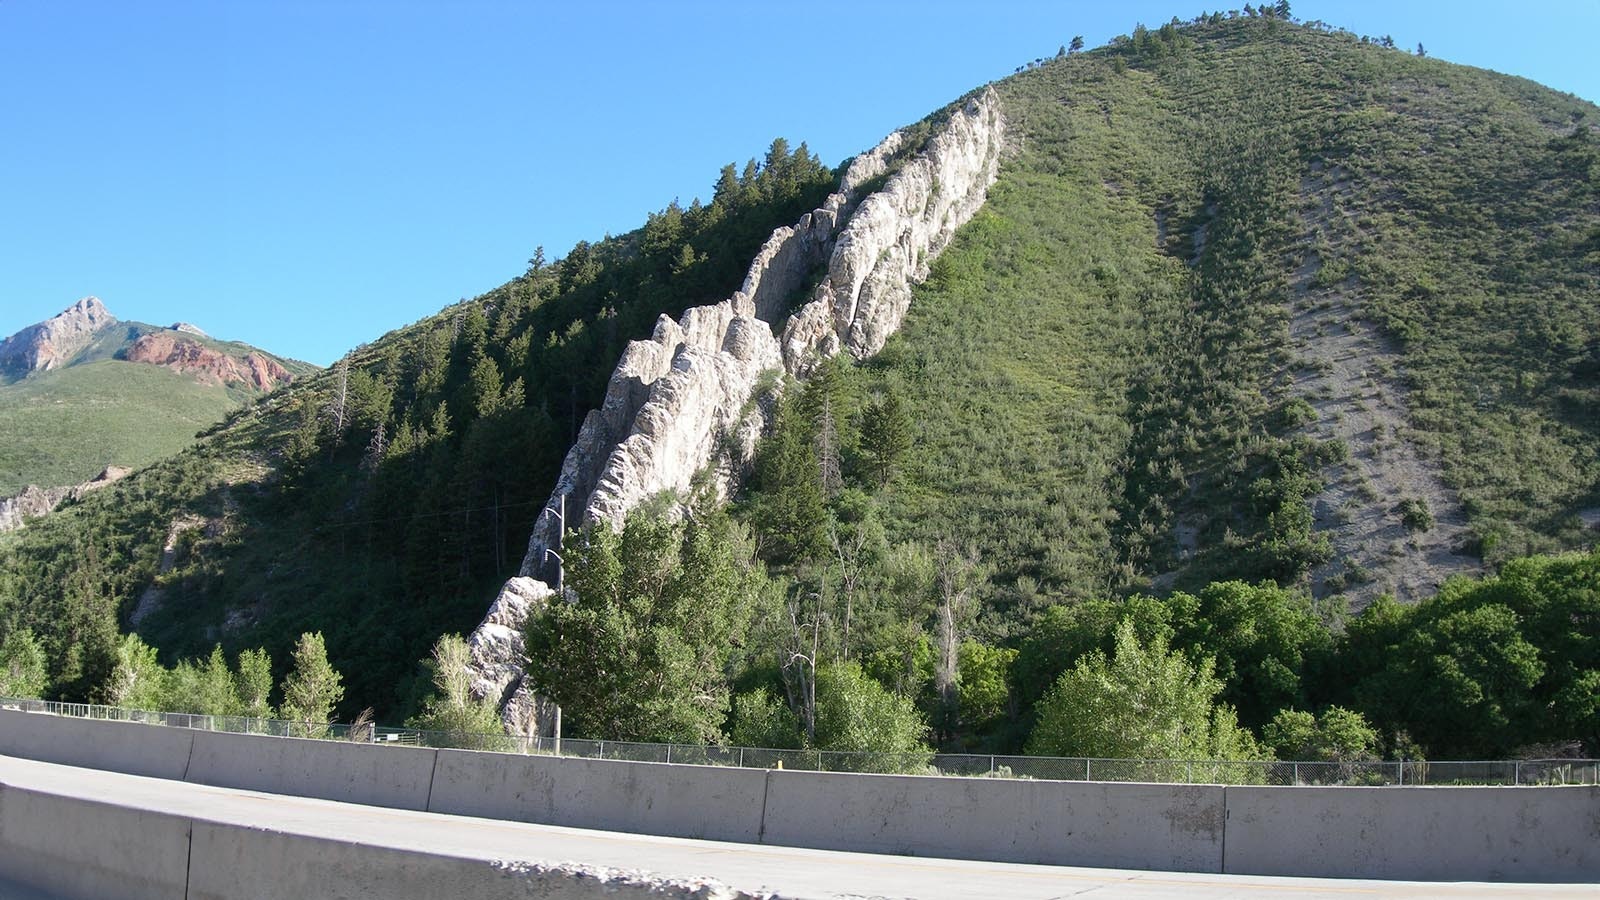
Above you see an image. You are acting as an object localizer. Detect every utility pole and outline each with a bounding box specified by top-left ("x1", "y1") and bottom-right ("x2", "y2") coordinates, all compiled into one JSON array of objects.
[{"x1": 542, "y1": 494, "x2": 566, "y2": 591}]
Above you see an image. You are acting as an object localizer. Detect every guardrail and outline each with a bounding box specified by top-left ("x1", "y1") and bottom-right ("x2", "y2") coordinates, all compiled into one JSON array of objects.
[{"x1": 4, "y1": 696, "x2": 1594, "y2": 786}]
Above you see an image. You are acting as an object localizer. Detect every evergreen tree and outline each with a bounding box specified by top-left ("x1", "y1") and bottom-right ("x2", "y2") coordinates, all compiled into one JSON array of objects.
[
  {"x1": 859, "y1": 391, "x2": 913, "y2": 487},
  {"x1": 751, "y1": 391, "x2": 829, "y2": 564},
  {"x1": 0, "y1": 628, "x2": 47, "y2": 699}
]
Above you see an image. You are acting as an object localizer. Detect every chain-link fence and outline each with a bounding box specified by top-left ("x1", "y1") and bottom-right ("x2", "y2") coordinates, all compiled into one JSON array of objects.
[{"x1": 5, "y1": 696, "x2": 1595, "y2": 786}]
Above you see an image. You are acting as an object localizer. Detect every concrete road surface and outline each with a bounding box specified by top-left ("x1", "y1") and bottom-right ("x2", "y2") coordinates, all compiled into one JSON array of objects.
[{"x1": 0, "y1": 754, "x2": 1585, "y2": 899}]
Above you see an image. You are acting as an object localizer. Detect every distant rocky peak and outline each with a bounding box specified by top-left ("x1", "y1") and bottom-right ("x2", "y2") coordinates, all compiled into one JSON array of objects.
[
  {"x1": 0, "y1": 295, "x2": 118, "y2": 375},
  {"x1": 168, "y1": 322, "x2": 208, "y2": 337}
]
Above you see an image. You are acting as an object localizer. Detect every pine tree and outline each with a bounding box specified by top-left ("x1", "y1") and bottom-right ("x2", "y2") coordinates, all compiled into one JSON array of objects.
[
  {"x1": 0, "y1": 628, "x2": 47, "y2": 699},
  {"x1": 859, "y1": 391, "x2": 913, "y2": 486}
]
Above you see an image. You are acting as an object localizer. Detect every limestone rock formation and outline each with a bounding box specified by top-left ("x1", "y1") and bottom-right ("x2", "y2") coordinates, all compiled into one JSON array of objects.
[
  {"x1": 465, "y1": 89, "x2": 1005, "y2": 733},
  {"x1": 466, "y1": 576, "x2": 558, "y2": 735},
  {"x1": 0, "y1": 465, "x2": 131, "y2": 534},
  {"x1": 0, "y1": 297, "x2": 115, "y2": 376},
  {"x1": 169, "y1": 322, "x2": 208, "y2": 337}
]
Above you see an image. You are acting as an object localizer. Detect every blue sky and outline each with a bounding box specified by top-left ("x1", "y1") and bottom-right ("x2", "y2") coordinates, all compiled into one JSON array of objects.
[{"x1": 4, "y1": 1, "x2": 1597, "y2": 366}]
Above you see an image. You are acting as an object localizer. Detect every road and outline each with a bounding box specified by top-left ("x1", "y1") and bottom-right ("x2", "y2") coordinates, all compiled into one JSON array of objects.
[{"x1": 0, "y1": 754, "x2": 1584, "y2": 899}]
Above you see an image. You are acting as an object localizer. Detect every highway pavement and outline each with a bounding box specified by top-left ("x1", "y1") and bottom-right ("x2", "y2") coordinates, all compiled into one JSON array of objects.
[{"x1": 0, "y1": 754, "x2": 1585, "y2": 899}]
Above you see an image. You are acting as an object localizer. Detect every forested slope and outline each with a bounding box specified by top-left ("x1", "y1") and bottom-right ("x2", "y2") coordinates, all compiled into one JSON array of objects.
[{"x1": 0, "y1": 141, "x2": 851, "y2": 712}]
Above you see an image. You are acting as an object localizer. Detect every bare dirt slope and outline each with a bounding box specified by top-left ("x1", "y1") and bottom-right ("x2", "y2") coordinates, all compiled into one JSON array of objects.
[{"x1": 1289, "y1": 165, "x2": 1482, "y2": 607}]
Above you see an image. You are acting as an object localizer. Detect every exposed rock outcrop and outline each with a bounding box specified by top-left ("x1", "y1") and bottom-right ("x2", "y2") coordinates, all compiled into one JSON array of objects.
[
  {"x1": 0, "y1": 465, "x2": 131, "y2": 533},
  {"x1": 466, "y1": 576, "x2": 558, "y2": 735},
  {"x1": 169, "y1": 322, "x2": 208, "y2": 337},
  {"x1": 464, "y1": 89, "x2": 1005, "y2": 733},
  {"x1": 0, "y1": 297, "x2": 115, "y2": 376},
  {"x1": 123, "y1": 332, "x2": 296, "y2": 391}
]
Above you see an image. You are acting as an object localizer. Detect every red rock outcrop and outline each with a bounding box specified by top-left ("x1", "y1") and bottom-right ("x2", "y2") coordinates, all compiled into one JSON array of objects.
[{"x1": 123, "y1": 332, "x2": 295, "y2": 391}]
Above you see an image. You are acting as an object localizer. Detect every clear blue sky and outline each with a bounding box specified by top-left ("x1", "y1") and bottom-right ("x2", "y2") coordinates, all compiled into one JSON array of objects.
[{"x1": 4, "y1": 1, "x2": 1596, "y2": 366}]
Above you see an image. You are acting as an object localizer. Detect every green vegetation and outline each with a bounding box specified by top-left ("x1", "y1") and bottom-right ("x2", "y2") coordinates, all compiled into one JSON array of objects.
[
  {"x1": 1264, "y1": 706, "x2": 1380, "y2": 762},
  {"x1": 713, "y1": 12, "x2": 1597, "y2": 761},
  {"x1": 0, "y1": 319, "x2": 315, "y2": 496},
  {"x1": 0, "y1": 627, "x2": 46, "y2": 698},
  {"x1": 0, "y1": 361, "x2": 242, "y2": 496},
  {"x1": 279, "y1": 632, "x2": 345, "y2": 737},
  {"x1": 0, "y1": 13, "x2": 1594, "y2": 765},
  {"x1": 1333, "y1": 550, "x2": 1600, "y2": 756},
  {"x1": 523, "y1": 506, "x2": 766, "y2": 743},
  {"x1": 405, "y1": 633, "x2": 505, "y2": 746},
  {"x1": 1027, "y1": 620, "x2": 1260, "y2": 760},
  {"x1": 0, "y1": 139, "x2": 850, "y2": 719}
]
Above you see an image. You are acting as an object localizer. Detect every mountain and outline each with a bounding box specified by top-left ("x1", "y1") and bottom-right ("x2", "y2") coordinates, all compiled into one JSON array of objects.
[
  {"x1": 0, "y1": 13, "x2": 1595, "y2": 758},
  {"x1": 0, "y1": 298, "x2": 316, "y2": 512}
]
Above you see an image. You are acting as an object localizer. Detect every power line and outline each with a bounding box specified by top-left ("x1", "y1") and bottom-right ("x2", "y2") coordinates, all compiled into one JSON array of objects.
[{"x1": 307, "y1": 497, "x2": 551, "y2": 533}]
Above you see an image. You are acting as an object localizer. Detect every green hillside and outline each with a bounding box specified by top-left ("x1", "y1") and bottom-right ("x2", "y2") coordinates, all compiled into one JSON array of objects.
[
  {"x1": 0, "y1": 321, "x2": 318, "y2": 496},
  {"x1": 731, "y1": 14, "x2": 1597, "y2": 628},
  {"x1": 0, "y1": 12, "x2": 1595, "y2": 759},
  {"x1": 0, "y1": 361, "x2": 240, "y2": 496},
  {"x1": 725, "y1": 14, "x2": 1598, "y2": 755}
]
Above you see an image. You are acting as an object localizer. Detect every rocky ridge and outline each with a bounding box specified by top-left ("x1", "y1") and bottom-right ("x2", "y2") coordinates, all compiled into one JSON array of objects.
[
  {"x1": 0, "y1": 297, "x2": 115, "y2": 376},
  {"x1": 123, "y1": 331, "x2": 296, "y2": 392},
  {"x1": 465, "y1": 89, "x2": 1005, "y2": 732}
]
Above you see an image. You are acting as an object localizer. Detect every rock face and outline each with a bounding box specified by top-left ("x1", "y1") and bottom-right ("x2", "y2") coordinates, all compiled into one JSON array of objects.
[
  {"x1": 0, "y1": 297, "x2": 115, "y2": 376},
  {"x1": 466, "y1": 576, "x2": 559, "y2": 734},
  {"x1": 0, "y1": 465, "x2": 131, "y2": 533},
  {"x1": 123, "y1": 332, "x2": 296, "y2": 391},
  {"x1": 463, "y1": 89, "x2": 1004, "y2": 733},
  {"x1": 169, "y1": 322, "x2": 209, "y2": 337}
]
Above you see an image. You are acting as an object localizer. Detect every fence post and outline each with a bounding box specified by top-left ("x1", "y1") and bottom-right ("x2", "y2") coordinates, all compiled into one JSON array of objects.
[
  {"x1": 739, "y1": 746, "x2": 745, "y2": 768},
  {"x1": 666, "y1": 744, "x2": 672, "y2": 764},
  {"x1": 1085, "y1": 759, "x2": 1091, "y2": 781},
  {"x1": 990, "y1": 755, "x2": 996, "y2": 774},
  {"x1": 1514, "y1": 760, "x2": 1521, "y2": 785},
  {"x1": 598, "y1": 740, "x2": 604, "y2": 760},
  {"x1": 1293, "y1": 762, "x2": 1299, "y2": 785}
]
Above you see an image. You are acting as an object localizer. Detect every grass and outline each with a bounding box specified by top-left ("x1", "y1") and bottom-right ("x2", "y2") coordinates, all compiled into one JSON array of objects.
[{"x1": 0, "y1": 361, "x2": 241, "y2": 495}]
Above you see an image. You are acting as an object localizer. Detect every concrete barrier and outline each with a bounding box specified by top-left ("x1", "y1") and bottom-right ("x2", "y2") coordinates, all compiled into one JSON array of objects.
[
  {"x1": 0, "y1": 708, "x2": 194, "y2": 780},
  {"x1": 427, "y1": 749, "x2": 768, "y2": 843},
  {"x1": 0, "y1": 767, "x2": 750, "y2": 900},
  {"x1": 5, "y1": 710, "x2": 1600, "y2": 882},
  {"x1": 185, "y1": 819, "x2": 680, "y2": 900},
  {"x1": 184, "y1": 729, "x2": 438, "y2": 811},
  {"x1": 0, "y1": 784, "x2": 191, "y2": 900},
  {"x1": 1224, "y1": 784, "x2": 1600, "y2": 882},
  {"x1": 760, "y1": 769, "x2": 1226, "y2": 871}
]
